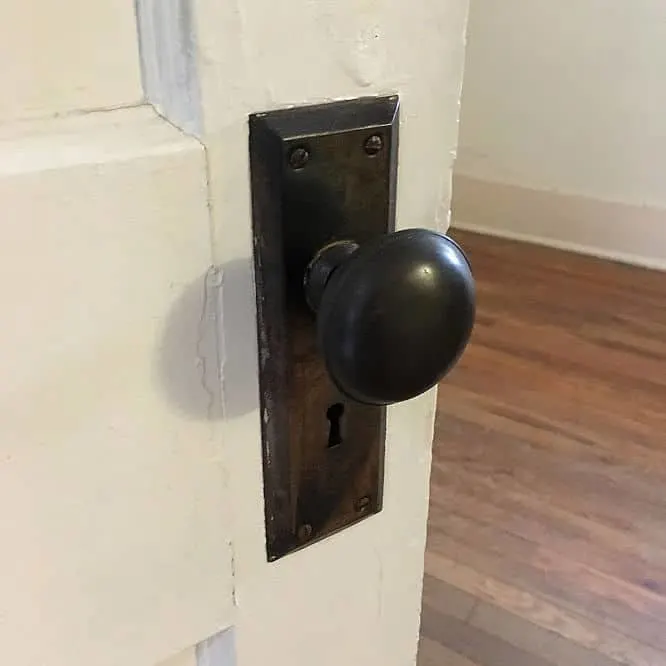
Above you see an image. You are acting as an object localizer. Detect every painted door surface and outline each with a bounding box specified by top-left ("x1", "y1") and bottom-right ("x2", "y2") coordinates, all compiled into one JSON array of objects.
[{"x1": 0, "y1": 1, "x2": 469, "y2": 665}]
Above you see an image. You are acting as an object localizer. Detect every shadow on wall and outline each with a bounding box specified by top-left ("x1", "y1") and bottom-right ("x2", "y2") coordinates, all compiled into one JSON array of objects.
[{"x1": 155, "y1": 258, "x2": 260, "y2": 421}]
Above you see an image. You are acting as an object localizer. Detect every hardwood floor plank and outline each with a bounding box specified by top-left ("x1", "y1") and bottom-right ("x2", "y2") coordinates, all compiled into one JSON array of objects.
[
  {"x1": 424, "y1": 551, "x2": 601, "y2": 648},
  {"x1": 429, "y1": 473, "x2": 666, "y2": 596},
  {"x1": 428, "y1": 523, "x2": 666, "y2": 649},
  {"x1": 418, "y1": 636, "x2": 481, "y2": 666},
  {"x1": 541, "y1": 635, "x2": 632, "y2": 666},
  {"x1": 431, "y1": 460, "x2": 665, "y2": 570},
  {"x1": 469, "y1": 601, "x2": 557, "y2": 656},
  {"x1": 425, "y1": 523, "x2": 665, "y2": 666},
  {"x1": 422, "y1": 574, "x2": 478, "y2": 621},
  {"x1": 422, "y1": 606, "x2": 555, "y2": 666},
  {"x1": 435, "y1": 414, "x2": 666, "y2": 550},
  {"x1": 430, "y1": 506, "x2": 666, "y2": 617},
  {"x1": 470, "y1": 602, "x2": 625, "y2": 666}
]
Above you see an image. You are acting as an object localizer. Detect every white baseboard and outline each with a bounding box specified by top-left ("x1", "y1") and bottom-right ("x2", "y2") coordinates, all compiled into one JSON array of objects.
[{"x1": 452, "y1": 175, "x2": 666, "y2": 271}]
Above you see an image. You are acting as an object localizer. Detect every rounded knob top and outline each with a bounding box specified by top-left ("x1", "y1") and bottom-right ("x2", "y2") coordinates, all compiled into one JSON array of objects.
[{"x1": 315, "y1": 229, "x2": 475, "y2": 405}]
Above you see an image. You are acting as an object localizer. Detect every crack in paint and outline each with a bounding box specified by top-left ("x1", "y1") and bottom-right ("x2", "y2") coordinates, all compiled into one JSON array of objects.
[{"x1": 196, "y1": 267, "x2": 221, "y2": 419}]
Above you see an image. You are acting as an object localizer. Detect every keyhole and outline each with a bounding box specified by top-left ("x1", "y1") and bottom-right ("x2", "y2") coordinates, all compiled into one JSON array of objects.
[{"x1": 326, "y1": 403, "x2": 345, "y2": 448}]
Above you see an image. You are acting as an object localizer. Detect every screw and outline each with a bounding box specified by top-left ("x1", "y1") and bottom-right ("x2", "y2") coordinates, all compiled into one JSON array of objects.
[
  {"x1": 364, "y1": 134, "x2": 384, "y2": 156},
  {"x1": 297, "y1": 523, "x2": 313, "y2": 542},
  {"x1": 289, "y1": 146, "x2": 310, "y2": 170},
  {"x1": 355, "y1": 495, "x2": 372, "y2": 513}
]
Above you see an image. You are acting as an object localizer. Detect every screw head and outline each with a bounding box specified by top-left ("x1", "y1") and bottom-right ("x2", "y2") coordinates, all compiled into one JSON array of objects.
[
  {"x1": 354, "y1": 495, "x2": 372, "y2": 513},
  {"x1": 364, "y1": 134, "x2": 384, "y2": 156},
  {"x1": 297, "y1": 523, "x2": 313, "y2": 542},
  {"x1": 289, "y1": 146, "x2": 310, "y2": 169}
]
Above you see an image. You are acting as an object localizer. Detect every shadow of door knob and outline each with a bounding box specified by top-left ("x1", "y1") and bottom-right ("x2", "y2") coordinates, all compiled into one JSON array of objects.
[{"x1": 304, "y1": 229, "x2": 475, "y2": 406}]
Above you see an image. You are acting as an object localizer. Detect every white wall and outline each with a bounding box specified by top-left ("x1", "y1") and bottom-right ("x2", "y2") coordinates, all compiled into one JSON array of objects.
[{"x1": 454, "y1": 0, "x2": 666, "y2": 268}]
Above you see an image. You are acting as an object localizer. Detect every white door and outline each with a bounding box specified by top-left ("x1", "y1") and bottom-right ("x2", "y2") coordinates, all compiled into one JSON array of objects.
[{"x1": 0, "y1": 1, "x2": 470, "y2": 665}]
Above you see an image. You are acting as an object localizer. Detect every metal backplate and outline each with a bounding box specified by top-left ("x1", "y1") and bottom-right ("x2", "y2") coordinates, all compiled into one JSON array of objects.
[{"x1": 249, "y1": 95, "x2": 399, "y2": 560}]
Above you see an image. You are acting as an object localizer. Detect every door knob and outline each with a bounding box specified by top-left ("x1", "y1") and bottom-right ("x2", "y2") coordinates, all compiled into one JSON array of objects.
[{"x1": 304, "y1": 228, "x2": 475, "y2": 406}]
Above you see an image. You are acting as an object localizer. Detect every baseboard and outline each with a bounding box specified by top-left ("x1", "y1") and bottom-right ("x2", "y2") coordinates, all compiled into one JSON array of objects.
[{"x1": 452, "y1": 175, "x2": 666, "y2": 271}]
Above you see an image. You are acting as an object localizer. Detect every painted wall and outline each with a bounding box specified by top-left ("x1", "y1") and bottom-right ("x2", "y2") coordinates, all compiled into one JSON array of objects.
[{"x1": 454, "y1": 0, "x2": 666, "y2": 267}]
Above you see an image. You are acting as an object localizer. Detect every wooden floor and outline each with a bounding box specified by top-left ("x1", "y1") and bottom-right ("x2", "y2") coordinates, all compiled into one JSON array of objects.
[{"x1": 419, "y1": 231, "x2": 666, "y2": 666}]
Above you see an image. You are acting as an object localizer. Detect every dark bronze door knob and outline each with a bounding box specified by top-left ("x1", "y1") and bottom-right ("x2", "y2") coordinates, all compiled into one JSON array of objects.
[{"x1": 304, "y1": 229, "x2": 475, "y2": 405}]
